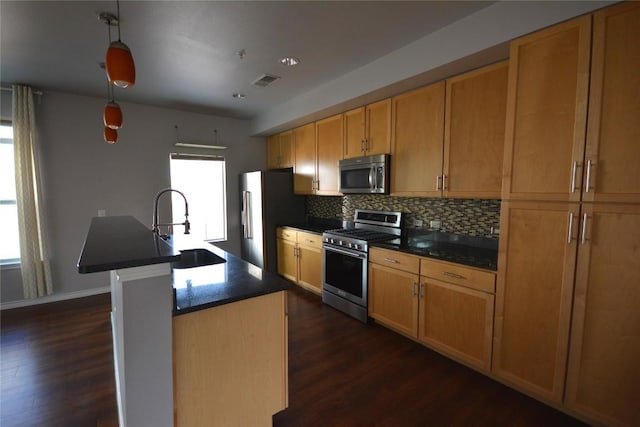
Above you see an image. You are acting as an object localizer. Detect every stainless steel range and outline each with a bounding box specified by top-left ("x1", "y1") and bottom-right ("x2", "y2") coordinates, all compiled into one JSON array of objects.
[{"x1": 322, "y1": 209, "x2": 403, "y2": 322}]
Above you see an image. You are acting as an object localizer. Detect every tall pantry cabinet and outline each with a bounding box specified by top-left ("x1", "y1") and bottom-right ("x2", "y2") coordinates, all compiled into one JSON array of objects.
[{"x1": 494, "y1": 3, "x2": 640, "y2": 426}]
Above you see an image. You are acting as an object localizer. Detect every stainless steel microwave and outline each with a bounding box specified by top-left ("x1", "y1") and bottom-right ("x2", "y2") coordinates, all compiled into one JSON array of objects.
[{"x1": 339, "y1": 154, "x2": 390, "y2": 194}]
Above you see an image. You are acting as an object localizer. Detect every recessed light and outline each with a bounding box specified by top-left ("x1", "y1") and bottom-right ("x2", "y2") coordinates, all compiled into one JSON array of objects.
[
  {"x1": 280, "y1": 57, "x2": 300, "y2": 66},
  {"x1": 232, "y1": 93, "x2": 246, "y2": 99}
]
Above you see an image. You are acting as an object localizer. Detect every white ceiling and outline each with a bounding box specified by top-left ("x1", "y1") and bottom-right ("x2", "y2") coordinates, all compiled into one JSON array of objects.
[{"x1": 1, "y1": 1, "x2": 495, "y2": 120}]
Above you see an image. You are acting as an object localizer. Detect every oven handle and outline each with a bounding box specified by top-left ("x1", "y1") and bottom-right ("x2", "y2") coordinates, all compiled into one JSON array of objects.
[{"x1": 323, "y1": 245, "x2": 366, "y2": 259}]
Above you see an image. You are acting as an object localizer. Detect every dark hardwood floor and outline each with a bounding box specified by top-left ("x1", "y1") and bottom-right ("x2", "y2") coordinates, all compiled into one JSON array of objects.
[
  {"x1": 1, "y1": 286, "x2": 586, "y2": 426},
  {"x1": 1, "y1": 293, "x2": 118, "y2": 427}
]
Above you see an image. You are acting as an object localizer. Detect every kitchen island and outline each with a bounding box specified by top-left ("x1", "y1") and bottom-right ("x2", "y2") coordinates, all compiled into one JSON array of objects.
[{"x1": 78, "y1": 216, "x2": 290, "y2": 427}]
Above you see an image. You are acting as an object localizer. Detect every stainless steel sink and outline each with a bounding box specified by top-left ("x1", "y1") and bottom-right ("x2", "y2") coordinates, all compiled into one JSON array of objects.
[{"x1": 171, "y1": 248, "x2": 226, "y2": 269}]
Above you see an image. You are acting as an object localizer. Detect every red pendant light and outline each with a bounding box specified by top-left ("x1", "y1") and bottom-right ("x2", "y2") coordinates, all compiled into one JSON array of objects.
[
  {"x1": 105, "y1": 0, "x2": 135, "y2": 88},
  {"x1": 104, "y1": 127, "x2": 118, "y2": 144},
  {"x1": 103, "y1": 101, "x2": 123, "y2": 129},
  {"x1": 106, "y1": 41, "x2": 135, "y2": 88}
]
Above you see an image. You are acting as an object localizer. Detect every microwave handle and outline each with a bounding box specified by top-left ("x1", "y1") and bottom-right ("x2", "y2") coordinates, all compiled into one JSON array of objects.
[{"x1": 369, "y1": 165, "x2": 375, "y2": 190}]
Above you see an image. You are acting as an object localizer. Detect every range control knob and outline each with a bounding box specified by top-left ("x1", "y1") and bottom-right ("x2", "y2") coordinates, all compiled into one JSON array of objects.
[
  {"x1": 338, "y1": 240, "x2": 344, "y2": 246},
  {"x1": 353, "y1": 244, "x2": 360, "y2": 250},
  {"x1": 347, "y1": 242, "x2": 353, "y2": 249}
]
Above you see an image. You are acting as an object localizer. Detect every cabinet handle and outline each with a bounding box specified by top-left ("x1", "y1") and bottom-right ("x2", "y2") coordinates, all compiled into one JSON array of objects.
[
  {"x1": 383, "y1": 257, "x2": 398, "y2": 263},
  {"x1": 570, "y1": 161, "x2": 582, "y2": 193},
  {"x1": 581, "y1": 213, "x2": 589, "y2": 245},
  {"x1": 419, "y1": 283, "x2": 424, "y2": 299},
  {"x1": 412, "y1": 281, "x2": 418, "y2": 297},
  {"x1": 585, "y1": 159, "x2": 593, "y2": 193},
  {"x1": 442, "y1": 174, "x2": 447, "y2": 191},
  {"x1": 361, "y1": 139, "x2": 365, "y2": 152},
  {"x1": 443, "y1": 271, "x2": 466, "y2": 280},
  {"x1": 567, "y1": 212, "x2": 576, "y2": 244},
  {"x1": 436, "y1": 175, "x2": 442, "y2": 191},
  {"x1": 364, "y1": 138, "x2": 369, "y2": 152}
]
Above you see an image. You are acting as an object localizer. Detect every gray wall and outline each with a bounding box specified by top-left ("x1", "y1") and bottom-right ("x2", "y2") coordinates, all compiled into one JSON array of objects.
[
  {"x1": 1, "y1": 90, "x2": 265, "y2": 303},
  {"x1": 250, "y1": 0, "x2": 614, "y2": 135}
]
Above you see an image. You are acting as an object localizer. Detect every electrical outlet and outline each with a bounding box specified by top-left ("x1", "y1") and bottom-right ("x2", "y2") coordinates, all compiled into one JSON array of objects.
[
  {"x1": 413, "y1": 219, "x2": 423, "y2": 227},
  {"x1": 98, "y1": 209, "x2": 106, "y2": 217},
  {"x1": 429, "y1": 220, "x2": 441, "y2": 230}
]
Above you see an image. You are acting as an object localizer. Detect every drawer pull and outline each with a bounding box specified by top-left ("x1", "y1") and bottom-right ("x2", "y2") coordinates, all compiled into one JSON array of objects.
[
  {"x1": 383, "y1": 257, "x2": 398, "y2": 263},
  {"x1": 443, "y1": 271, "x2": 466, "y2": 280},
  {"x1": 412, "y1": 281, "x2": 418, "y2": 297}
]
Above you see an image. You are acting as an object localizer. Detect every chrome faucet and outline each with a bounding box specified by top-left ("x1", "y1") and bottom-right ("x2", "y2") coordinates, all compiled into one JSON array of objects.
[{"x1": 152, "y1": 188, "x2": 190, "y2": 239}]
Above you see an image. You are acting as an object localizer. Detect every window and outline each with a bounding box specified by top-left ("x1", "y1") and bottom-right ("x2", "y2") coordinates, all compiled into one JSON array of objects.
[
  {"x1": 1, "y1": 123, "x2": 20, "y2": 264},
  {"x1": 169, "y1": 153, "x2": 227, "y2": 242}
]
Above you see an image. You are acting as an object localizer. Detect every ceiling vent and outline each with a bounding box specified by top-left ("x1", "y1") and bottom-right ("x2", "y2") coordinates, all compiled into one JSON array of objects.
[{"x1": 252, "y1": 73, "x2": 281, "y2": 87}]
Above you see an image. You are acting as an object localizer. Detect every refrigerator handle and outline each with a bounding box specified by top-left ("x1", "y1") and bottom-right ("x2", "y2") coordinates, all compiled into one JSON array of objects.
[
  {"x1": 245, "y1": 191, "x2": 253, "y2": 239},
  {"x1": 241, "y1": 191, "x2": 248, "y2": 239}
]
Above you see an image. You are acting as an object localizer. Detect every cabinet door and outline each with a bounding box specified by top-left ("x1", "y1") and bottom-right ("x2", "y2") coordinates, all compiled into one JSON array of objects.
[
  {"x1": 418, "y1": 277, "x2": 494, "y2": 372},
  {"x1": 279, "y1": 130, "x2": 294, "y2": 169},
  {"x1": 276, "y1": 238, "x2": 298, "y2": 282},
  {"x1": 583, "y1": 2, "x2": 640, "y2": 204},
  {"x1": 565, "y1": 203, "x2": 640, "y2": 426},
  {"x1": 173, "y1": 291, "x2": 287, "y2": 426},
  {"x1": 297, "y1": 244, "x2": 322, "y2": 295},
  {"x1": 293, "y1": 123, "x2": 316, "y2": 195},
  {"x1": 444, "y1": 61, "x2": 508, "y2": 199},
  {"x1": 502, "y1": 16, "x2": 591, "y2": 202},
  {"x1": 368, "y1": 263, "x2": 418, "y2": 338},
  {"x1": 316, "y1": 114, "x2": 343, "y2": 195},
  {"x1": 343, "y1": 107, "x2": 366, "y2": 159},
  {"x1": 365, "y1": 98, "x2": 391, "y2": 156},
  {"x1": 267, "y1": 134, "x2": 281, "y2": 169},
  {"x1": 493, "y1": 201, "x2": 578, "y2": 403},
  {"x1": 391, "y1": 82, "x2": 445, "y2": 197}
]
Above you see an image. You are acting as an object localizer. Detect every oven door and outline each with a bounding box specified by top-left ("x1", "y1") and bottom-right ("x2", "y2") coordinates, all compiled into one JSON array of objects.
[{"x1": 322, "y1": 245, "x2": 368, "y2": 307}]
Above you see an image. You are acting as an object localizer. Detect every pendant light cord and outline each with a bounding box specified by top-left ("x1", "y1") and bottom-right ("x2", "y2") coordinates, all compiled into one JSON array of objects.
[{"x1": 116, "y1": 0, "x2": 122, "y2": 41}]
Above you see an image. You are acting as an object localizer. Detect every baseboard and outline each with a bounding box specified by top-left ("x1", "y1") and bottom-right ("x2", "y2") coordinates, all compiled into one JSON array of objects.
[{"x1": 0, "y1": 286, "x2": 110, "y2": 310}]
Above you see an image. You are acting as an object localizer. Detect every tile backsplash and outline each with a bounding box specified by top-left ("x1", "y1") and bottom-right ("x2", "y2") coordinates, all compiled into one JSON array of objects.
[{"x1": 306, "y1": 195, "x2": 501, "y2": 239}]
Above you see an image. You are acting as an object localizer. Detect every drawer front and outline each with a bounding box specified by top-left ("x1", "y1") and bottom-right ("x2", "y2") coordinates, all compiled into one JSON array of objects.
[
  {"x1": 369, "y1": 247, "x2": 420, "y2": 274},
  {"x1": 420, "y1": 258, "x2": 495, "y2": 293},
  {"x1": 297, "y1": 231, "x2": 322, "y2": 249},
  {"x1": 277, "y1": 227, "x2": 297, "y2": 242}
]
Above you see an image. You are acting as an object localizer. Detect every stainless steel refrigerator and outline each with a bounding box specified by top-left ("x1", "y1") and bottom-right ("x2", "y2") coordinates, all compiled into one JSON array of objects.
[{"x1": 240, "y1": 168, "x2": 306, "y2": 273}]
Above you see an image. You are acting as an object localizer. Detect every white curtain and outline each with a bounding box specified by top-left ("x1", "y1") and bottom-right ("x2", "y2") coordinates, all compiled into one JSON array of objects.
[{"x1": 12, "y1": 85, "x2": 53, "y2": 298}]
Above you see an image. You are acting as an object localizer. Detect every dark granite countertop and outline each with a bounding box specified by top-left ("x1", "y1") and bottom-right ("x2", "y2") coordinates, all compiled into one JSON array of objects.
[
  {"x1": 372, "y1": 230, "x2": 498, "y2": 271},
  {"x1": 78, "y1": 216, "x2": 181, "y2": 274},
  {"x1": 169, "y1": 238, "x2": 290, "y2": 316},
  {"x1": 78, "y1": 216, "x2": 290, "y2": 315},
  {"x1": 283, "y1": 216, "x2": 342, "y2": 234}
]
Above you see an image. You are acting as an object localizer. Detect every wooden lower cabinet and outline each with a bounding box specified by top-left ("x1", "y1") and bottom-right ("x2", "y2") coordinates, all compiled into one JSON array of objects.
[
  {"x1": 368, "y1": 262, "x2": 419, "y2": 337},
  {"x1": 173, "y1": 291, "x2": 288, "y2": 427},
  {"x1": 369, "y1": 248, "x2": 496, "y2": 372},
  {"x1": 418, "y1": 277, "x2": 494, "y2": 372},
  {"x1": 493, "y1": 201, "x2": 578, "y2": 403},
  {"x1": 277, "y1": 227, "x2": 323, "y2": 295},
  {"x1": 564, "y1": 203, "x2": 640, "y2": 426}
]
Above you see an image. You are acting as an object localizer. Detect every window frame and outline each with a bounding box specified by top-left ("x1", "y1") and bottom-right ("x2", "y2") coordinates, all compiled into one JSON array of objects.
[
  {"x1": 0, "y1": 120, "x2": 20, "y2": 267},
  {"x1": 169, "y1": 152, "x2": 228, "y2": 243}
]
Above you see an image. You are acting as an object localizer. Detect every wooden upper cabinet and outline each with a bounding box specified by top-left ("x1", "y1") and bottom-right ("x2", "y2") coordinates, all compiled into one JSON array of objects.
[
  {"x1": 315, "y1": 114, "x2": 343, "y2": 195},
  {"x1": 444, "y1": 61, "x2": 508, "y2": 199},
  {"x1": 492, "y1": 201, "x2": 578, "y2": 403},
  {"x1": 502, "y1": 16, "x2": 592, "y2": 202},
  {"x1": 279, "y1": 131, "x2": 294, "y2": 169},
  {"x1": 391, "y1": 82, "x2": 445, "y2": 197},
  {"x1": 267, "y1": 134, "x2": 281, "y2": 169},
  {"x1": 343, "y1": 107, "x2": 366, "y2": 159},
  {"x1": 266, "y1": 131, "x2": 293, "y2": 169},
  {"x1": 565, "y1": 203, "x2": 640, "y2": 426},
  {"x1": 583, "y1": 2, "x2": 640, "y2": 203},
  {"x1": 293, "y1": 123, "x2": 316, "y2": 195},
  {"x1": 344, "y1": 99, "x2": 391, "y2": 159}
]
